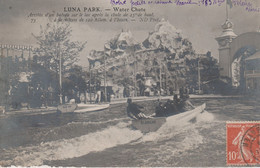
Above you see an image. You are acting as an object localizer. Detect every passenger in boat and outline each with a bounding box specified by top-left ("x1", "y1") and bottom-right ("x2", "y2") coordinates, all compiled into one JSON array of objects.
[
  {"x1": 155, "y1": 101, "x2": 167, "y2": 117},
  {"x1": 174, "y1": 94, "x2": 180, "y2": 103},
  {"x1": 178, "y1": 94, "x2": 194, "y2": 112},
  {"x1": 172, "y1": 94, "x2": 180, "y2": 113},
  {"x1": 164, "y1": 99, "x2": 174, "y2": 116},
  {"x1": 163, "y1": 94, "x2": 180, "y2": 116},
  {"x1": 127, "y1": 98, "x2": 148, "y2": 119}
]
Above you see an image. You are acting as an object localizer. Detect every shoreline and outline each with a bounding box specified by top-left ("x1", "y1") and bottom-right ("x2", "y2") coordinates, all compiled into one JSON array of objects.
[
  {"x1": 110, "y1": 94, "x2": 243, "y2": 104},
  {"x1": 0, "y1": 94, "x2": 243, "y2": 116}
]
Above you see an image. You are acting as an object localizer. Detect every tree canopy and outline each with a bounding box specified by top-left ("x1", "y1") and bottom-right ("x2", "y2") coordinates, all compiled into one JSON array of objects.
[{"x1": 33, "y1": 23, "x2": 87, "y2": 74}]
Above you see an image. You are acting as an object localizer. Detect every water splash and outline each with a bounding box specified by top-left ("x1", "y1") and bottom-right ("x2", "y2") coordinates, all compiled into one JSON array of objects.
[
  {"x1": 1, "y1": 105, "x2": 216, "y2": 166},
  {"x1": 196, "y1": 110, "x2": 215, "y2": 122},
  {"x1": 3, "y1": 122, "x2": 142, "y2": 166},
  {"x1": 136, "y1": 110, "x2": 216, "y2": 166}
]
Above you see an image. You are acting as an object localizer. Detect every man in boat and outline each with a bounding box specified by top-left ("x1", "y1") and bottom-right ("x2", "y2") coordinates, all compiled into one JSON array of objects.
[
  {"x1": 127, "y1": 98, "x2": 149, "y2": 119},
  {"x1": 162, "y1": 94, "x2": 180, "y2": 116},
  {"x1": 159, "y1": 93, "x2": 193, "y2": 116},
  {"x1": 177, "y1": 93, "x2": 194, "y2": 112},
  {"x1": 155, "y1": 101, "x2": 167, "y2": 117}
]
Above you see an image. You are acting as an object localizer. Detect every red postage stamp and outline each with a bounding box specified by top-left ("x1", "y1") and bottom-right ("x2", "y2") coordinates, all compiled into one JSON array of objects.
[{"x1": 227, "y1": 122, "x2": 260, "y2": 165}]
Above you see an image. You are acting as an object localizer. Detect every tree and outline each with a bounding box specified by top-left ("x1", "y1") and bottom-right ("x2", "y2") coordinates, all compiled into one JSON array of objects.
[
  {"x1": 64, "y1": 65, "x2": 87, "y2": 103},
  {"x1": 33, "y1": 23, "x2": 87, "y2": 74},
  {"x1": 32, "y1": 23, "x2": 87, "y2": 104}
]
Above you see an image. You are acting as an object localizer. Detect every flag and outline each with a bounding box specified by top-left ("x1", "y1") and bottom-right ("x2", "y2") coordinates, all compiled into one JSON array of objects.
[{"x1": 227, "y1": 0, "x2": 233, "y2": 8}]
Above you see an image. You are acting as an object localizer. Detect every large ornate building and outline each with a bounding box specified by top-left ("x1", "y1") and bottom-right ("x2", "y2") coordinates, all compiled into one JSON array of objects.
[{"x1": 216, "y1": 20, "x2": 260, "y2": 94}]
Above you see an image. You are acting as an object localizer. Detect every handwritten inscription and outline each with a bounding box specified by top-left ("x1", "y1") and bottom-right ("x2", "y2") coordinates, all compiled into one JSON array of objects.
[
  {"x1": 175, "y1": 0, "x2": 197, "y2": 6},
  {"x1": 246, "y1": 6, "x2": 260, "y2": 12},
  {"x1": 232, "y1": 0, "x2": 252, "y2": 7},
  {"x1": 197, "y1": 0, "x2": 225, "y2": 6},
  {"x1": 109, "y1": 0, "x2": 259, "y2": 12},
  {"x1": 111, "y1": 0, "x2": 127, "y2": 5},
  {"x1": 131, "y1": 0, "x2": 146, "y2": 7},
  {"x1": 27, "y1": 0, "x2": 259, "y2": 25},
  {"x1": 154, "y1": 0, "x2": 173, "y2": 4}
]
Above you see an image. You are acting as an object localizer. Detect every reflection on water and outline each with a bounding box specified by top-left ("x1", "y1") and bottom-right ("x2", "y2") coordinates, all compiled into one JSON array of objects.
[{"x1": 0, "y1": 97, "x2": 259, "y2": 166}]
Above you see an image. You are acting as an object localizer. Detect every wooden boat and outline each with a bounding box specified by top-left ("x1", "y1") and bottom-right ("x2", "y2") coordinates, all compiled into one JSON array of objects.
[
  {"x1": 57, "y1": 104, "x2": 77, "y2": 113},
  {"x1": 57, "y1": 103, "x2": 110, "y2": 113},
  {"x1": 132, "y1": 103, "x2": 206, "y2": 133},
  {"x1": 74, "y1": 103, "x2": 110, "y2": 113}
]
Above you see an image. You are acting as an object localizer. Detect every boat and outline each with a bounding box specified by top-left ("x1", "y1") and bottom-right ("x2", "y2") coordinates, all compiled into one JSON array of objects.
[
  {"x1": 57, "y1": 104, "x2": 77, "y2": 113},
  {"x1": 57, "y1": 103, "x2": 110, "y2": 113},
  {"x1": 131, "y1": 103, "x2": 206, "y2": 133},
  {"x1": 74, "y1": 103, "x2": 110, "y2": 113}
]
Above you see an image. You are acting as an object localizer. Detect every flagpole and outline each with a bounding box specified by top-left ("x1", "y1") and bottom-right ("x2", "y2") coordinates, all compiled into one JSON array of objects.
[{"x1": 226, "y1": 0, "x2": 228, "y2": 20}]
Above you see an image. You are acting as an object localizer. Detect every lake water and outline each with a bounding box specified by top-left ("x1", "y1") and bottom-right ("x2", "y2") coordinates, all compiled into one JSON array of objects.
[{"x1": 0, "y1": 97, "x2": 260, "y2": 167}]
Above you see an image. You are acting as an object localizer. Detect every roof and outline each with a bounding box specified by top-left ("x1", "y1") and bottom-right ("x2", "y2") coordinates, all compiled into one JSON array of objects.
[{"x1": 245, "y1": 51, "x2": 260, "y2": 61}]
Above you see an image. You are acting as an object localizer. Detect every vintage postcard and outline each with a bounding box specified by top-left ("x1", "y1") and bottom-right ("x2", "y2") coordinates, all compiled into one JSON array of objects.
[{"x1": 0, "y1": 0, "x2": 259, "y2": 167}]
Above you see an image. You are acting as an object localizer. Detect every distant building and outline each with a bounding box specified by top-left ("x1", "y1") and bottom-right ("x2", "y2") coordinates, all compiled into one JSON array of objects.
[
  {"x1": 216, "y1": 19, "x2": 260, "y2": 94},
  {"x1": 245, "y1": 51, "x2": 260, "y2": 94}
]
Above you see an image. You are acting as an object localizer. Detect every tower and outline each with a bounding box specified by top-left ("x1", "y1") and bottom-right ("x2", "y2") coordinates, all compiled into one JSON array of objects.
[{"x1": 215, "y1": 19, "x2": 237, "y2": 78}]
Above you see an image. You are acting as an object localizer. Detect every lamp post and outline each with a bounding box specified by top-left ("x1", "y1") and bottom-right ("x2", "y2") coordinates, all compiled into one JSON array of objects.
[
  {"x1": 159, "y1": 57, "x2": 162, "y2": 99},
  {"x1": 58, "y1": 42, "x2": 63, "y2": 104},
  {"x1": 104, "y1": 53, "x2": 107, "y2": 102},
  {"x1": 198, "y1": 55, "x2": 201, "y2": 94},
  {"x1": 133, "y1": 48, "x2": 137, "y2": 97}
]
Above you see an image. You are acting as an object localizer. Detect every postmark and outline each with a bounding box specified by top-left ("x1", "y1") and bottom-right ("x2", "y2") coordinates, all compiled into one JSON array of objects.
[{"x1": 227, "y1": 122, "x2": 260, "y2": 165}]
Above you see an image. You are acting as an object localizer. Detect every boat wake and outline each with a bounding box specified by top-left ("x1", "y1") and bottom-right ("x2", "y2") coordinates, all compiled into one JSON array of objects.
[
  {"x1": 0, "y1": 107, "x2": 215, "y2": 166},
  {"x1": 1, "y1": 122, "x2": 142, "y2": 166},
  {"x1": 130, "y1": 110, "x2": 216, "y2": 166},
  {"x1": 133, "y1": 109, "x2": 215, "y2": 147}
]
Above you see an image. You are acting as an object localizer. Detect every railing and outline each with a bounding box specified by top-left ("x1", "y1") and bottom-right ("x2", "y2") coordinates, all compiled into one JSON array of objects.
[{"x1": 245, "y1": 70, "x2": 260, "y2": 75}]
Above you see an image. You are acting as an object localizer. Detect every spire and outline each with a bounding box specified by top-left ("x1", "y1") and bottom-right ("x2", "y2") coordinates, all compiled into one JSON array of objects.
[{"x1": 219, "y1": 19, "x2": 237, "y2": 38}]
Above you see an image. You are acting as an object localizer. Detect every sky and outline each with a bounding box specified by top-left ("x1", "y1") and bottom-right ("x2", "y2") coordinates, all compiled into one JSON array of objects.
[{"x1": 0, "y1": 0, "x2": 259, "y2": 67}]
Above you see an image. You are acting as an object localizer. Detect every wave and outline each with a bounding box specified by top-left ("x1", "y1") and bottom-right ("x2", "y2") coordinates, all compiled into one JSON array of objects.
[
  {"x1": 134, "y1": 110, "x2": 216, "y2": 166},
  {"x1": 32, "y1": 117, "x2": 130, "y2": 143},
  {"x1": 1, "y1": 107, "x2": 216, "y2": 166},
  {"x1": 2, "y1": 122, "x2": 142, "y2": 166},
  {"x1": 138, "y1": 107, "x2": 215, "y2": 142}
]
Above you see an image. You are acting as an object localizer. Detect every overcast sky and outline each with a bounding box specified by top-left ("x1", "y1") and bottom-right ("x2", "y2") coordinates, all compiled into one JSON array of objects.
[{"x1": 0, "y1": 0, "x2": 259, "y2": 67}]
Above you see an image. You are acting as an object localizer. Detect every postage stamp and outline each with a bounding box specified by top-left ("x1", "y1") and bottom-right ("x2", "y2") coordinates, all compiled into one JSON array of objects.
[{"x1": 227, "y1": 122, "x2": 260, "y2": 165}]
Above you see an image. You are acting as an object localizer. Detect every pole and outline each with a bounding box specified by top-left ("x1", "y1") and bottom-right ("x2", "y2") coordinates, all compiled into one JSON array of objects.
[
  {"x1": 165, "y1": 67, "x2": 167, "y2": 95},
  {"x1": 159, "y1": 58, "x2": 162, "y2": 99},
  {"x1": 226, "y1": 0, "x2": 229, "y2": 20},
  {"x1": 0, "y1": 46, "x2": 4, "y2": 109},
  {"x1": 5, "y1": 47, "x2": 9, "y2": 111},
  {"x1": 198, "y1": 54, "x2": 201, "y2": 94},
  {"x1": 0, "y1": 46, "x2": 2, "y2": 71},
  {"x1": 134, "y1": 52, "x2": 137, "y2": 97},
  {"x1": 0, "y1": 46, "x2": 2, "y2": 108},
  {"x1": 59, "y1": 42, "x2": 62, "y2": 104},
  {"x1": 104, "y1": 54, "x2": 107, "y2": 102},
  {"x1": 28, "y1": 46, "x2": 31, "y2": 72},
  {"x1": 89, "y1": 65, "x2": 92, "y2": 103}
]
